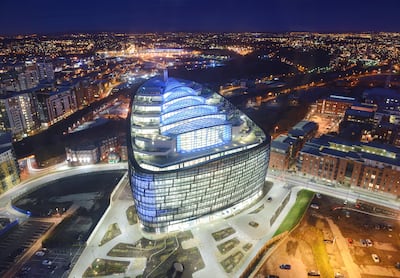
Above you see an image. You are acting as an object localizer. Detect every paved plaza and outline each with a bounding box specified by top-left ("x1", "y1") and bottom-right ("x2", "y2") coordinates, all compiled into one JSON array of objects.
[{"x1": 69, "y1": 174, "x2": 299, "y2": 278}]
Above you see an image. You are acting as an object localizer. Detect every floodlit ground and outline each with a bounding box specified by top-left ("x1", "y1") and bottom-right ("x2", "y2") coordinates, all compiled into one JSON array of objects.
[
  {"x1": 307, "y1": 113, "x2": 341, "y2": 136},
  {"x1": 256, "y1": 194, "x2": 400, "y2": 278}
]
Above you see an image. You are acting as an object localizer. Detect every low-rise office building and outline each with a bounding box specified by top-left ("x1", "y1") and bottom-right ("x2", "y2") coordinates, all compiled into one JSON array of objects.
[
  {"x1": 66, "y1": 144, "x2": 99, "y2": 166},
  {"x1": 316, "y1": 95, "x2": 356, "y2": 116}
]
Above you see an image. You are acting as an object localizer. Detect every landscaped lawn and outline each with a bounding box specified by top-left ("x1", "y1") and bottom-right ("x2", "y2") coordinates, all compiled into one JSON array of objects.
[{"x1": 274, "y1": 189, "x2": 314, "y2": 236}]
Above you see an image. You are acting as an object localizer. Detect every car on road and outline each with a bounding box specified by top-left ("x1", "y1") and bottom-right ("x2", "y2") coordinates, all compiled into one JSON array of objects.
[
  {"x1": 371, "y1": 254, "x2": 380, "y2": 263},
  {"x1": 279, "y1": 264, "x2": 291, "y2": 270},
  {"x1": 42, "y1": 260, "x2": 52, "y2": 266}
]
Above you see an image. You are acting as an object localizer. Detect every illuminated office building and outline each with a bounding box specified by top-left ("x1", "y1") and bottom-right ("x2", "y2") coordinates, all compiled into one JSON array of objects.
[
  {"x1": 0, "y1": 132, "x2": 20, "y2": 194},
  {"x1": 128, "y1": 75, "x2": 270, "y2": 233}
]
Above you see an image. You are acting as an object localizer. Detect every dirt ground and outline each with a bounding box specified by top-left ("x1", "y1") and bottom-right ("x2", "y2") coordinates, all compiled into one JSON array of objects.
[{"x1": 256, "y1": 194, "x2": 400, "y2": 278}]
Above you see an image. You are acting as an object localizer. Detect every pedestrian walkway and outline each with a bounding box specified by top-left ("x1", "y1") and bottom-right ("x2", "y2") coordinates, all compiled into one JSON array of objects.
[
  {"x1": 70, "y1": 177, "x2": 300, "y2": 278},
  {"x1": 326, "y1": 218, "x2": 361, "y2": 278}
]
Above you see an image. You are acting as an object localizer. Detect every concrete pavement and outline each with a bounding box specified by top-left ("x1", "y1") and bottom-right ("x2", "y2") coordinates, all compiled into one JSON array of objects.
[{"x1": 69, "y1": 176, "x2": 298, "y2": 278}]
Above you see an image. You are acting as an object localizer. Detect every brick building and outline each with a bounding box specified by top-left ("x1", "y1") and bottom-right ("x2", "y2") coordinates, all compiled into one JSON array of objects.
[
  {"x1": 316, "y1": 95, "x2": 356, "y2": 116},
  {"x1": 270, "y1": 120, "x2": 318, "y2": 170},
  {"x1": 298, "y1": 135, "x2": 400, "y2": 197}
]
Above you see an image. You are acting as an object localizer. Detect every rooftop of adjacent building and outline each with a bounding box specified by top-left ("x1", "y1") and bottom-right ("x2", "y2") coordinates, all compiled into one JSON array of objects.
[
  {"x1": 323, "y1": 94, "x2": 356, "y2": 103},
  {"x1": 345, "y1": 108, "x2": 375, "y2": 119},
  {"x1": 300, "y1": 134, "x2": 400, "y2": 166},
  {"x1": 271, "y1": 135, "x2": 299, "y2": 153},
  {"x1": 0, "y1": 132, "x2": 13, "y2": 153},
  {"x1": 289, "y1": 120, "x2": 318, "y2": 138}
]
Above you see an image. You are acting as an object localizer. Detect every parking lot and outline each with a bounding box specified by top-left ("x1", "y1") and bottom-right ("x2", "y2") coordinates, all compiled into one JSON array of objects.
[
  {"x1": 0, "y1": 220, "x2": 52, "y2": 276},
  {"x1": 17, "y1": 247, "x2": 82, "y2": 278},
  {"x1": 256, "y1": 194, "x2": 400, "y2": 277}
]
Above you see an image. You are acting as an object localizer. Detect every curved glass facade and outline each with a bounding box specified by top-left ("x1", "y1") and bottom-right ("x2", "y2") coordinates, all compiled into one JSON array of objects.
[{"x1": 129, "y1": 76, "x2": 270, "y2": 233}]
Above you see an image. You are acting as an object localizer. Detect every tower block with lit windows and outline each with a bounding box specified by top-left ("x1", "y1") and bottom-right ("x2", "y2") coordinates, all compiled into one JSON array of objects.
[{"x1": 128, "y1": 75, "x2": 270, "y2": 233}]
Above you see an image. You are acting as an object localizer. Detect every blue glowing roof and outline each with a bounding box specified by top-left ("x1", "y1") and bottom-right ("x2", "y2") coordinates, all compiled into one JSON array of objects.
[
  {"x1": 163, "y1": 118, "x2": 228, "y2": 136},
  {"x1": 163, "y1": 86, "x2": 197, "y2": 102},
  {"x1": 161, "y1": 106, "x2": 220, "y2": 125},
  {"x1": 130, "y1": 76, "x2": 267, "y2": 169},
  {"x1": 162, "y1": 96, "x2": 205, "y2": 113}
]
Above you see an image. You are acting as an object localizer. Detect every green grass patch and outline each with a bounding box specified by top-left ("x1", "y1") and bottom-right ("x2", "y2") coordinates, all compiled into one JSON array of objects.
[
  {"x1": 126, "y1": 205, "x2": 138, "y2": 225},
  {"x1": 274, "y1": 190, "x2": 314, "y2": 236},
  {"x1": 83, "y1": 258, "x2": 129, "y2": 277},
  {"x1": 242, "y1": 243, "x2": 253, "y2": 252},
  {"x1": 99, "y1": 223, "x2": 121, "y2": 246},
  {"x1": 220, "y1": 251, "x2": 244, "y2": 273},
  {"x1": 217, "y1": 237, "x2": 240, "y2": 254},
  {"x1": 212, "y1": 227, "x2": 236, "y2": 241}
]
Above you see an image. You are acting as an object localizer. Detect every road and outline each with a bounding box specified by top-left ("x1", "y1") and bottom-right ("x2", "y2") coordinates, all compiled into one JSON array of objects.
[
  {"x1": 267, "y1": 171, "x2": 400, "y2": 212},
  {"x1": 0, "y1": 163, "x2": 128, "y2": 221}
]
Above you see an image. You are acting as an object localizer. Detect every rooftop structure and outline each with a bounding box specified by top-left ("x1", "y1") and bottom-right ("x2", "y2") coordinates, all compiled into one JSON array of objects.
[
  {"x1": 288, "y1": 120, "x2": 318, "y2": 139},
  {"x1": 129, "y1": 76, "x2": 270, "y2": 233}
]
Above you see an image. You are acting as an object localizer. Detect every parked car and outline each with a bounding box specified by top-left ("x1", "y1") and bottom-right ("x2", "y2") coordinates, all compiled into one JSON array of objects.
[
  {"x1": 371, "y1": 254, "x2": 380, "y2": 263},
  {"x1": 35, "y1": 251, "x2": 45, "y2": 257},
  {"x1": 42, "y1": 260, "x2": 52, "y2": 266},
  {"x1": 279, "y1": 264, "x2": 291, "y2": 270},
  {"x1": 347, "y1": 238, "x2": 353, "y2": 244},
  {"x1": 360, "y1": 239, "x2": 367, "y2": 246},
  {"x1": 308, "y1": 270, "x2": 320, "y2": 276},
  {"x1": 366, "y1": 239, "x2": 373, "y2": 247},
  {"x1": 310, "y1": 204, "x2": 319, "y2": 209},
  {"x1": 267, "y1": 197, "x2": 272, "y2": 202},
  {"x1": 334, "y1": 272, "x2": 345, "y2": 278}
]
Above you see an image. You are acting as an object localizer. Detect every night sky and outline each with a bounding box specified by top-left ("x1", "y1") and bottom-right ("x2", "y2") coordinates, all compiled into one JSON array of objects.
[{"x1": 0, "y1": 0, "x2": 399, "y2": 35}]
